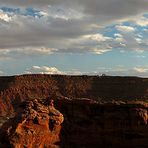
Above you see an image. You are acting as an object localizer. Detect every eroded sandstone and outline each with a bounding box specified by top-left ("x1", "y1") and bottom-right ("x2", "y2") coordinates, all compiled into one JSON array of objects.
[{"x1": 0, "y1": 99, "x2": 64, "y2": 148}]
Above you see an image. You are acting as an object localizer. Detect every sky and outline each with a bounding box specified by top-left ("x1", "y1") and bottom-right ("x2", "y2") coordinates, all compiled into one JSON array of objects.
[{"x1": 0, "y1": 0, "x2": 148, "y2": 77}]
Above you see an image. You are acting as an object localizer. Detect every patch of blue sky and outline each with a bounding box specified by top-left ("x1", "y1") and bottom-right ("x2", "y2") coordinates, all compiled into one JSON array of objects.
[
  {"x1": 1, "y1": 50, "x2": 148, "y2": 75},
  {"x1": 0, "y1": 6, "x2": 44, "y2": 18},
  {"x1": 35, "y1": 51, "x2": 139, "y2": 71},
  {"x1": 42, "y1": 51, "x2": 148, "y2": 72},
  {"x1": 143, "y1": 14, "x2": 148, "y2": 18},
  {"x1": 122, "y1": 21, "x2": 132, "y2": 26},
  {"x1": 136, "y1": 26, "x2": 147, "y2": 33},
  {"x1": 133, "y1": 26, "x2": 148, "y2": 39},
  {"x1": 24, "y1": 7, "x2": 43, "y2": 18},
  {"x1": 103, "y1": 20, "x2": 147, "y2": 40},
  {"x1": 102, "y1": 25, "x2": 117, "y2": 38},
  {"x1": 0, "y1": 7, "x2": 20, "y2": 14}
]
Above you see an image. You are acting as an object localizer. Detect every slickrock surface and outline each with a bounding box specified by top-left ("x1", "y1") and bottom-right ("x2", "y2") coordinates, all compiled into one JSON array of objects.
[{"x1": 0, "y1": 99, "x2": 64, "y2": 148}]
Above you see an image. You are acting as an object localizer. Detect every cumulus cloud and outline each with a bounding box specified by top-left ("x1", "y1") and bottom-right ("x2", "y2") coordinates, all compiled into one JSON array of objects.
[
  {"x1": 127, "y1": 15, "x2": 148, "y2": 27},
  {"x1": 135, "y1": 16, "x2": 148, "y2": 26},
  {"x1": 0, "y1": 47, "x2": 58, "y2": 60},
  {"x1": 83, "y1": 34, "x2": 111, "y2": 42},
  {"x1": 112, "y1": 24, "x2": 148, "y2": 52},
  {"x1": 114, "y1": 34, "x2": 123, "y2": 38},
  {"x1": 25, "y1": 66, "x2": 84, "y2": 75},
  {"x1": 0, "y1": 10, "x2": 11, "y2": 22},
  {"x1": 91, "y1": 48, "x2": 111, "y2": 55},
  {"x1": 14, "y1": 47, "x2": 58, "y2": 56},
  {"x1": 0, "y1": 9, "x2": 93, "y2": 50},
  {"x1": 0, "y1": 0, "x2": 147, "y2": 57},
  {"x1": 25, "y1": 66, "x2": 65, "y2": 75},
  {"x1": 133, "y1": 67, "x2": 148, "y2": 73},
  {"x1": 0, "y1": 0, "x2": 147, "y2": 77},
  {"x1": 116, "y1": 25, "x2": 135, "y2": 32}
]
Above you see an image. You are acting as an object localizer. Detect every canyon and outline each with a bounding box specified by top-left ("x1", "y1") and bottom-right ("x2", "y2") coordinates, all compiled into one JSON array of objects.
[{"x1": 0, "y1": 75, "x2": 148, "y2": 147}]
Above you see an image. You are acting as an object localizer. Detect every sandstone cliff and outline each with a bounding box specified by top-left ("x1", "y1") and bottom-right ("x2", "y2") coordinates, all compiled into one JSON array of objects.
[
  {"x1": 1, "y1": 75, "x2": 148, "y2": 116},
  {"x1": 0, "y1": 99, "x2": 64, "y2": 148}
]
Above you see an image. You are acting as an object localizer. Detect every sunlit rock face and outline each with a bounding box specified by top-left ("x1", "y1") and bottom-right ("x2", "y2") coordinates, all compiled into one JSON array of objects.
[{"x1": 0, "y1": 99, "x2": 64, "y2": 148}]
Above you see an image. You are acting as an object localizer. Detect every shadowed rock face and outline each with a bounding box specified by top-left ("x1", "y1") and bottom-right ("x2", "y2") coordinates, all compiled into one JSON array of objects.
[
  {"x1": 0, "y1": 99, "x2": 64, "y2": 148},
  {"x1": 55, "y1": 99, "x2": 148, "y2": 148}
]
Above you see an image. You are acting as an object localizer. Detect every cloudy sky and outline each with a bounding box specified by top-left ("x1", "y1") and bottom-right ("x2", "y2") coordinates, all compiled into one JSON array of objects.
[{"x1": 0, "y1": 0, "x2": 148, "y2": 76}]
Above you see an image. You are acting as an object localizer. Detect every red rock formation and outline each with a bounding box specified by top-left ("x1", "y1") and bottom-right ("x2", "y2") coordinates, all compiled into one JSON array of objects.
[
  {"x1": 1, "y1": 97, "x2": 148, "y2": 147},
  {"x1": 1, "y1": 75, "x2": 148, "y2": 147},
  {"x1": 0, "y1": 99, "x2": 64, "y2": 148},
  {"x1": 55, "y1": 98, "x2": 148, "y2": 148},
  {"x1": 1, "y1": 75, "x2": 148, "y2": 115}
]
